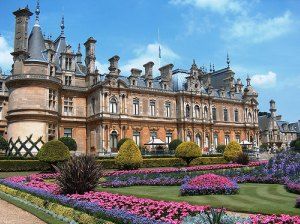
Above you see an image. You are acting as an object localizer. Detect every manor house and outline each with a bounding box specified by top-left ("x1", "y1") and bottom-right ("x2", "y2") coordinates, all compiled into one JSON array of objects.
[{"x1": 0, "y1": 3, "x2": 260, "y2": 154}]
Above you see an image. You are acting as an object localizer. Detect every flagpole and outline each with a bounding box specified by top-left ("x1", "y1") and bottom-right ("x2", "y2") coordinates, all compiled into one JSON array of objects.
[{"x1": 158, "y1": 27, "x2": 161, "y2": 68}]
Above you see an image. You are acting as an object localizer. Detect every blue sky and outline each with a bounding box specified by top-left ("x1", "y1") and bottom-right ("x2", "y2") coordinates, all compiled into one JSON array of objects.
[{"x1": 0, "y1": 0, "x2": 300, "y2": 121}]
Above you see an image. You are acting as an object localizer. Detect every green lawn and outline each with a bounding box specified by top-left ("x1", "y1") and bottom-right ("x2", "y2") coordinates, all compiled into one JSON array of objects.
[
  {"x1": 0, "y1": 171, "x2": 39, "y2": 179},
  {"x1": 97, "y1": 183, "x2": 299, "y2": 215}
]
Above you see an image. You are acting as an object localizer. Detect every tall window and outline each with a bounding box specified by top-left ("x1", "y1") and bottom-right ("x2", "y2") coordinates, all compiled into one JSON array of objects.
[
  {"x1": 133, "y1": 99, "x2": 139, "y2": 115},
  {"x1": 48, "y1": 123, "x2": 56, "y2": 141},
  {"x1": 204, "y1": 135, "x2": 209, "y2": 148},
  {"x1": 64, "y1": 97, "x2": 73, "y2": 115},
  {"x1": 65, "y1": 57, "x2": 72, "y2": 70},
  {"x1": 195, "y1": 133, "x2": 201, "y2": 147},
  {"x1": 248, "y1": 112, "x2": 252, "y2": 123},
  {"x1": 225, "y1": 135, "x2": 230, "y2": 145},
  {"x1": 166, "y1": 132, "x2": 172, "y2": 144},
  {"x1": 0, "y1": 102, "x2": 2, "y2": 120},
  {"x1": 110, "y1": 131, "x2": 118, "y2": 150},
  {"x1": 64, "y1": 128, "x2": 72, "y2": 137},
  {"x1": 212, "y1": 107, "x2": 217, "y2": 121},
  {"x1": 49, "y1": 89, "x2": 57, "y2": 110},
  {"x1": 223, "y1": 108, "x2": 228, "y2": 122},
  {"x1": 150, "y1": 131, "x2": 157, "y2": 140},
  {"x1": 91, "y1": 98, "x2": 95, "y2": 115},
  {"x1": 165, "y1": 102, "x2": 171, "y2": 117},
  {"x1": 133, "y1": 131, "x2": 140, "y2": 146},
  {"x1": 65, "y1": 75, "x2": 72, "y2": 86},
  {"x1": 213, "y1": 133, "x2": 218, "y2": 147},
  {"x1": 204, "y1": 106, "x2": 208, "y2": 119},
  {"x1": 186, "y1": 104, "x2": 190, "y2": 118},
  {"x1": 186, "y1": 132, "x2": 192, "y2": 141},
  {"x1": 235, "y1": 135, "x2": 240, "y2": 143},
  {"x1": 150, "y1": 100, "x2": 156, "y2": 116},
  {"x1": 234, "y1": 109, "x2": 239, "y2": 122},
  {"x1": 194, "y1": 105, "x2": 200, "y2": 118},
  {"x1": 110, "y1": 98, "x2": 117, "y2": 114}
]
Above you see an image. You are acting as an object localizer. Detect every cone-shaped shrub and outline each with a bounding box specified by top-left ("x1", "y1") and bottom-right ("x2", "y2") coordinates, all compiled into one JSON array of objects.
[
  {"x1": 58, "y1": 136, "x2": 77, "y2": 151},
  {"x1": 37, "y1": 140, "x2": 70, "y2": 165},
  {"x1": 224, "y1": 141, "x2": 242, "y2": 162},
  {"x1": 175, "y1": 141, "x2": 202, "y2": 166},
  {"x1": 216, "y1": 144, "x2": 226, "y2": 154},
  {"x1": 55, "y1": 155, "x2": 103, "y2": 194},
  {"x1": 117, "y1": 138, "x2": 131, "y2": 150},
  {"x1": 115, "y1": 139, "x2": 143, "y2": 170},
  {"x1": 169, "y1": 139, "x2": 182, "y2": 152}
]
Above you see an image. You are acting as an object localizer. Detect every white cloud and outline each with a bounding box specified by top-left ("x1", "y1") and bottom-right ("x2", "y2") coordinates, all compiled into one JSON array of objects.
[
  {"x1": 251, "y1": 71, "x2": 277, "y2": 88},
  {"x1": 119, "y1": 43, "x2": 179, "y2": 76},
  {"x1": 226, "y1": 11, "x2": 293, "y2": 43},
  {"x1": 0, "y1": 35, "x2": 13, "y2": 72},
  {"x1": 170, "y1": 0, "x2": 245, "y2": 14}
]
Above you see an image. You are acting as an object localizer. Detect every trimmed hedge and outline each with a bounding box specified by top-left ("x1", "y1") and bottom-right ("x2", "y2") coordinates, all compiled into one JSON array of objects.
[
  {"x1": 98, "y1": 156, "x2": 226, "y2": 169},
  {"x1": 58, "y1": 137, "x2": 77, "y2": 151},
  {"x1": 37, "y1": 140, "x2": 70, "y2": 164},
  {"x1": 0, "y1": 136, "x2": 9, "y2": 152},
  {"x1": 0, "y1": 160, "x2": 50, "y2": 172},
  {"x1": 0, "y1": 157, "x2": 227, "y2": 171},
  {"x1": 175, "y1": 142, "x2": 202, "y2": 166},
  {"x1": 224, "y1": 141, "x2": 242, "y2": 162}
]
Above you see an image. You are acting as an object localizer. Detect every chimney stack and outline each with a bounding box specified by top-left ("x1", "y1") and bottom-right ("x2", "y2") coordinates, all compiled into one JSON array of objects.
[
  {"x1": 143, "y1": 61, "x2": 154, "y2": 79},
  {"x1": 84, "y1": 37, "x2": 96, "y2": 74},
  {"x1": 159, "y1": 63, "x2": 173, "y2": 81},
  {"x1": 108, "y1": 55, "x2": 120, "y2": 76}
]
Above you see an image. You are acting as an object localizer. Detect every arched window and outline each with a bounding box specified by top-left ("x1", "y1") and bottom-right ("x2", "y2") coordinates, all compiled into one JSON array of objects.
[
  {"x1": 204, "y1": 135, "x2": 209, "y2": 148},
  {"x1": 212, "y1": 107, "x2": 217, "y2": 121},
  {"x1": 110, "y1": 131, "x2": 118, "y2": 151},
  {"x1": 213, "y1": 133, "x2": 218, "y2": 147},
  {"x1": 109, "y1": 98, "x2": 117, "y2": 114},
  {"x1": 225, "y1": 135, "x2": 230, "y2": 145},
  {"x1": 195, "y1": 133, "x2": 201, "y2": 147},
  {"x1": 132, "y1": 79, "x2": 136, "y2": 86},
  {"x1": 186, "y1": 104, "x2": 190, "y2": 118},
  {"x1": 248, "y1": 112, "x2": 252, "y2": 123},
  {"x1": 194, "y1": 105, "x2": 200, "y2": 118},
  {"x1": 223, "y1": 108, "x2": 228, "y2": 121},
  {"x1": 186, "y1": 132, "x2": 192, "y2": 141},
  {"x1": 204, "y1": 106, "x2": 208, "y2": 119}
]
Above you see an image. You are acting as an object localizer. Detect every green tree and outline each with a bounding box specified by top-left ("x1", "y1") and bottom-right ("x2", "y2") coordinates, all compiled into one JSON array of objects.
[{"x1": 175, "y1": 141, "x2": 202, "y2": 166}]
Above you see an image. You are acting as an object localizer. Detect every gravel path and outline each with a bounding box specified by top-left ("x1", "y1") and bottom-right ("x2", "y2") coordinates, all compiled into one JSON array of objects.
[{"x1": 0, "y1": 198, "x2": 45, "y2": 224}]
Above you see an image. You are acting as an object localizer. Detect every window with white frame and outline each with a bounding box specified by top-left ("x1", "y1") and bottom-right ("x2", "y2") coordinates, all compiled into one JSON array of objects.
[
  {"x1": 235, "y1": 134, "x2": 240, "y2": 143},
  {"x1": 49, "y1": 89, "x2": 57, "y2": 110},
  {"x1": 204, "y1": 135, "x2": 209, "y2": 148},
  {"x1": 165, "y1": 102, "x2": 171, "y2": 118},
  {"x1": 195, "y1": 133, "x2": 201, "y2": 147},
  {"x1": 133, "y1": 98, "x2": 139, "y2": 115},
  {"x1": 186, "y1": 132, "x2": 192, "y2": 141},
  {"x1": 65, "y1": 75, "x2": 72, "y2": 86},
  {"x1": 64, "y1": 97, "x2": 73, "y2": 115},
  {"x1": 110, "y1": 98, "x2": 117, "y2": 114},
  {"x1": 225, "y1": 135, "x2": 230, "y2": 145},
  {"x1": 133, "y1": 131, "x2": 140, "y2": 146},
  {"x1": 150, "y1": 100, "x2": 156, "y2": 116},
  {"x1": 213, "y1": 133, "x2": 218, "y2": 147},
  {"x1": 194, "y1": 105, "x2": 200, "y2": 118},
  {"x1": 64, "y1": 128, "x2": 72, "y2": 137},
  {"x1": 166, "y1": 132, "x2": 172, "y2": 144},
  {"x1": 203, "y1": 106, "x2": 208, "y2": 119}
]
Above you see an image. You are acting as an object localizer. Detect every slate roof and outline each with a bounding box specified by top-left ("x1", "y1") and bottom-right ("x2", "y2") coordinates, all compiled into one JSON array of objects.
[{"x1": 27, "y1": 24, "x2": 47, "y2": 62}]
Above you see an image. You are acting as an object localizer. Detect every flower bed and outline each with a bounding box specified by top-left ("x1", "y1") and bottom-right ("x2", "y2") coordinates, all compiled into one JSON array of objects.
[
  {"x1": 285, "y1": 182, "x2": 300, "y2": 194},
  {"x1": 180, "y1": 174, "x2": 239, "y2": 196},
  {"x1": 105, "y1": 161, "x2": 267, "y2": 177}
]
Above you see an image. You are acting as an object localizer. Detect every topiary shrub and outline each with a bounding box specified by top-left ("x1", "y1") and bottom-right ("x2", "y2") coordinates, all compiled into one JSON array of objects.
[
  {"x1": 169, "y1": 139, "x2": 182, "y2": 152},
  {"x1": 224, "y1": 141, "x2": 242, "y2": 162},
  {"x1": 115, "y1": 139, "x2": 143, "y2": 170},
  {"x1": 37, "y1": 140, "x2": 70, "y2": 166},
  {"x1": 55, "y1": 155, "x2": 102, "y2": 194},
  {"x1": 0, "y1": 136, "x2": 9, "y2": 153},
  {"x1": 290, "y1": 140, "x2": 296, "y2": 148},
  {"x1": 235, "y1": 152, "x2": 249, "y2": 165},
  {"x1": 216, "y1": 144, "x2": 226, "y2": 154},
  {"x1": 117, "y1": 138, "x2": 131, "y2": 150},
  {"x1": 175, "y1": 141, "x2": 202, "y2": 166},
  {"x1": 58, "y1": 137, "x2": 77, "y2": 151}
]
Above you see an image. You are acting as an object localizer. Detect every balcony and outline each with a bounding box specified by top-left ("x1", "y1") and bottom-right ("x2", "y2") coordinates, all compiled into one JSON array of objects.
[{"x1": 5, "y1": 74, "x2": 62, "y2": 87}]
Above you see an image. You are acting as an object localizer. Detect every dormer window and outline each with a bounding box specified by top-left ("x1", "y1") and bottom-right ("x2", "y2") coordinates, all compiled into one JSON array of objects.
[
  {"x1": 148, "y1": 81, "x2": 152, "y2": 88},
  {"x1": 132, "y1": 79, "x2": 136, "y2": 86},
  {"x1": 163, "y1": 84, "x2": 167, "y2": 89},
  {"x1": 65, "y1": 75, "x2": 72, "y2": 86}
]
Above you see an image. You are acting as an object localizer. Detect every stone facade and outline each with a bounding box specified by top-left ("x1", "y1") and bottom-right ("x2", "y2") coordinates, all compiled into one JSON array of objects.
[
  {"x1": 258, "y1": 100, "x2": 298, "y2": 148},
  {"x1": 3, "y1": 3, "x2": 260, "y2": 155}
]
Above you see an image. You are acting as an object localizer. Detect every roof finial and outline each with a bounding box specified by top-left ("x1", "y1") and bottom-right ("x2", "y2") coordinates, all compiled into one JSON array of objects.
[
  {"x1": 77, "y1": 43, "x2": 81, "y2": 54},
  {"x1": 209, "y1": 63, "x2": 212, "y2": 72},
  {"x1": 60, "y1": 16, "x2": 65, "y2": 36},
  {"x1": 34, "y1": 0, "x2": 40, "y2": 26},
  {"x1": 246, "y1": 75, "x2": 251, "y2": 86},
  {"x1": 213, "y1": 63, "x2": 215, "y2": 72},
  {"x1": 226, "y1": 52, "x2": 230, "y2": 68}
]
